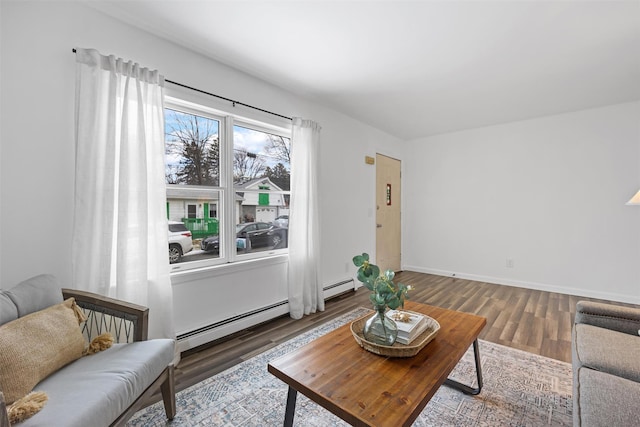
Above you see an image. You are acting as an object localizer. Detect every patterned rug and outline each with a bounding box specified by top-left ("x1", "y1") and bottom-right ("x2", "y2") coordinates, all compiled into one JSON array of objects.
[{"x1": 128, "y1": 308, "x2": 573, "y2": 426}]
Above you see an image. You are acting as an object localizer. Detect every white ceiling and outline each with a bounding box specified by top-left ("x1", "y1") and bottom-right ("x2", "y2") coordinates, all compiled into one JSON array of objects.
[{"x1": 88, "y1": 1, "x2": 640, "y2": 140}]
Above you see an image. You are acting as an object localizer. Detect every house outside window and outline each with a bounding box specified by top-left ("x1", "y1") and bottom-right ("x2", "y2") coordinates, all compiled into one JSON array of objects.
[{"x1": 164, "y1": 98, "x2": 291, "y2": 271}]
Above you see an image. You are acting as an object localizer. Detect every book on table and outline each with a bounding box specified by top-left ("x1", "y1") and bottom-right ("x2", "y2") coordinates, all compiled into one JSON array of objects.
[{"x1": 386, "y1": 309, "x2": 429, "y2": 345}]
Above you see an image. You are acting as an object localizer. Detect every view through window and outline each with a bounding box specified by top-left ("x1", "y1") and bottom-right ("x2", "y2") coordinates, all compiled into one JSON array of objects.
[{"x1": 164, "y1": 103, "x2": 291, "y2": 269}]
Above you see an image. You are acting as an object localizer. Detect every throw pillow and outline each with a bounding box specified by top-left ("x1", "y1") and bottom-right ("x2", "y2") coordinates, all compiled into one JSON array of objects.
[{"x1": 0, "y1": 298, "x2": 86, "y2": 404}]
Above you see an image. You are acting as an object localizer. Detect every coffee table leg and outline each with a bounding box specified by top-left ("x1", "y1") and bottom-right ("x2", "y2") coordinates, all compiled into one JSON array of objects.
[
  {"x1": 283, "y1": 386, "x2": 298, "y2": 427},
  {"x1": 444, "y1": 339, "x2": 483, "y2": 395}
]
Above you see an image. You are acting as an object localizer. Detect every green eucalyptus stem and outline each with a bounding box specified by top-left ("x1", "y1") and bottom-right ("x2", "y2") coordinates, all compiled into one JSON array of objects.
[{"x1": 353, "y1": 252, "x2": 411, "y2": 312}]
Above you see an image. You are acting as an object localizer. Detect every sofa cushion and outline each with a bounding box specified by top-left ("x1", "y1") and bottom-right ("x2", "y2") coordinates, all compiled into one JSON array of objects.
[
  {"x1": 573, "y1": 323, "x2": 640, "y2": 383},
  {"x1": 0, "y1": 274, "x2": 63, "y2": 327},
  {"x1": 0, "y1": 290, "x2": 18, "y2": 325},
  {"x1": 575, "y1": 300, "x2": 640, "y2": 336},
  {"x1": 0, "y1": 298, "x2": 86, "y2": 404},
  {"x1": 574, "y1": 367, "x2": 640, "y2": 427},
  {"x1": 20, "y1": 339, "x2": 175, "y2": 427}
]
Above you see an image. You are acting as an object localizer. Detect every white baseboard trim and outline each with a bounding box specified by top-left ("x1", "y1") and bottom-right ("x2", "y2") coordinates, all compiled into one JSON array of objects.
[{"x1": 403, "y1": 265, "x2": 640, "y2": 305}]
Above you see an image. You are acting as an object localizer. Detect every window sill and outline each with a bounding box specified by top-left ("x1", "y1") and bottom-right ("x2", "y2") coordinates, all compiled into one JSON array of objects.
[{"x1": 170, "y1": 254, "x2": 288, "y2": 285}]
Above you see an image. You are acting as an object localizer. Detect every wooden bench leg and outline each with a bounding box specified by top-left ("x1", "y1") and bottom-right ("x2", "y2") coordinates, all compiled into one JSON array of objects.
[{"x1": 161, "y1": 364, "x2": 176, "y2": 420}]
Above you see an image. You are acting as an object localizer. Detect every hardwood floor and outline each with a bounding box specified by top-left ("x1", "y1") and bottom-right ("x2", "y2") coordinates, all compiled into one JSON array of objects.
[{"x1": 161, "y1": 271, "x2": 639, "y2": 405}]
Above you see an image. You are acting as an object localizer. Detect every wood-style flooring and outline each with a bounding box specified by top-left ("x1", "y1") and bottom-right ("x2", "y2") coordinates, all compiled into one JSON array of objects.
[{"x1": 156, "y1": 271, "x2": 639, "y2": 406}]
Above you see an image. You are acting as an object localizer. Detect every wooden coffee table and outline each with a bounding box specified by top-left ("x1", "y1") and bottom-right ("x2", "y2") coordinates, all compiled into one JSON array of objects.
[{"x1": 267, "y1": 301, "x2": 486, "y2": 427}]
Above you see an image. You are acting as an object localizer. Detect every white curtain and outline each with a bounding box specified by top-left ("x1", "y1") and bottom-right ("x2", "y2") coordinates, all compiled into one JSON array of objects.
[
  {"x1": 72, "y1": 48, "x2": 175, "y2": 340},
  {"x1": 287, "y1": 118, "x2": 323, "y2": 319}
]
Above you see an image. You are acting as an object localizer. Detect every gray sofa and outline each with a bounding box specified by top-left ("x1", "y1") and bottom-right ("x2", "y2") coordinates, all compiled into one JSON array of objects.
[
  {"x1": 572, "y1": 300, "x2": 640, "y2": 426},
  {"x1": 0, "y1": 274, "x2": 176, "y2": 426}
]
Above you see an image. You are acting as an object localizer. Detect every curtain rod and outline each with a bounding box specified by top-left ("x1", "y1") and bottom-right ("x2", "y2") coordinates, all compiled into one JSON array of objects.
[
  {"x1": 72, "y1": 48, "x2": 293, "y2": 121},
  {"x1": 165, "y1": 80, "x2": 293, "y2": 121}
]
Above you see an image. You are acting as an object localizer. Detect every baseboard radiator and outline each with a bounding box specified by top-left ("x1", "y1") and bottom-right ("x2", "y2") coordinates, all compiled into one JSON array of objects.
[
  {"x1": 176, "y1": 278, "x2": 355, "y2": 352},
  {"x1": 323, "y1": 278, "x2": 355, "y2": 298}
]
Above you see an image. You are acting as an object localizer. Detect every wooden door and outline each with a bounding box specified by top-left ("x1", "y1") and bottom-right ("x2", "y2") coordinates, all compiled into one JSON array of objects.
[{"x1": 376, "y1": 154, "x2": 401, "y2": 272}]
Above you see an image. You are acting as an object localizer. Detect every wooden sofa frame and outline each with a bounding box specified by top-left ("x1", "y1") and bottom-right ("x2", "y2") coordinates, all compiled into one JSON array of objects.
[{"x1": 0, "y1": 288, "x2": 175, "y2": 427}]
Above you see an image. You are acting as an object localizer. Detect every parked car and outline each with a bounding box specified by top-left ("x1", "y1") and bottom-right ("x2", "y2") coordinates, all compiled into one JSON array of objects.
[
  {"x1": 201, "y1": 222, "x2": 287, "y2": 253},
  {"x1": 168, "y1": 221, "x2": 193, "y2": 263},
  {"x1": 272, "y1": 215, "x2": 289, "y2": 228}
]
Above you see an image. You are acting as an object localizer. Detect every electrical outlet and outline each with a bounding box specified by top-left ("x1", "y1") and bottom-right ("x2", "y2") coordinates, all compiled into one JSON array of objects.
[{"x1": 506, "y1": 258, "x2": 514, "y2": 268}]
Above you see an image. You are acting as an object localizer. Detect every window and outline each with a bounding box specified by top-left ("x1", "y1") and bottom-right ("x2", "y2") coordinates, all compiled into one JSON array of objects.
[
  {"x1": 208, "y1": 203, "x2": 217, "y2": 219},
  {"x1": 164, "y1": 98, "x2": 291, "y2": 271}
]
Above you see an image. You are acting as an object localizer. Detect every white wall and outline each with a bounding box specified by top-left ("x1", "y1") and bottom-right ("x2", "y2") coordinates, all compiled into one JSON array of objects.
[
  {"x1": 404, "y1": 102, "x2": 640, "y2": 304},
  {"x1": 0, "y1": 1, "x2": 403, "y2": 347},
  {"x1": 5, "y1": 2, "x2": 635, "y2": 349}
]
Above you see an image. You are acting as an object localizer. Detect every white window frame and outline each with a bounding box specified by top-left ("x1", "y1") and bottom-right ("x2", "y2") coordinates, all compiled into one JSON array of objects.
[{"x1": 165, "y1": 96, "x2": 291, "y2": 273}]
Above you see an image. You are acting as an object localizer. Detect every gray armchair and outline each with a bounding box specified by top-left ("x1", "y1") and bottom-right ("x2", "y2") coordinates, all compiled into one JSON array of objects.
[
  {"x1": 0, "y1": 275, "x2": 175, "y2": 426},
  {"x1": 572, "y1": 300, "x2": 640, "y2": 426}
]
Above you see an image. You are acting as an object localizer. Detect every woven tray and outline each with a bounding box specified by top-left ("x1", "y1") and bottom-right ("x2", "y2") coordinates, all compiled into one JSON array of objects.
[{"x1": 350, "y1": 310, "x2": 440, "y2": 358}]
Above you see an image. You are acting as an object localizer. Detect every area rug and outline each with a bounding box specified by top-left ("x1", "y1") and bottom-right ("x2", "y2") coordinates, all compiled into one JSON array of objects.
[{"x1": 128, "y1": 308, "x2": 573, "y2": 426}]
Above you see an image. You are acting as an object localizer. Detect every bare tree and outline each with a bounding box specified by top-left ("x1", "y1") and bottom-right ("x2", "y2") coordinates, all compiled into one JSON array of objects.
[
  {"x1": 165, "y1": 110, "x2": 219, "y2": 185},
  {"x1": 266, "y1": 134, "x2": 291, "y2": 164},
  {"x1": 234, "y1": 150, "x2": 266, "y2": 184}
]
